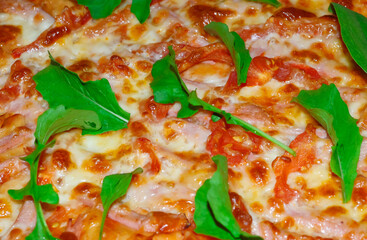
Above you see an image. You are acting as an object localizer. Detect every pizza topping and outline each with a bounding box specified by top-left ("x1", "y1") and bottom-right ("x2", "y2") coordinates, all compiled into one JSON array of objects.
[
  {"x1": 0, "y1": 25, "x2": 21, "y2": 44},
  {"x1": 99, "y1": 167, "x2": 143, "y2": 240},
  {"x1": 77, "y1": 0, "x2": 121, "y2": 19},
  {"x1": 51, "y1": 149, "x2": 73, "y2": 171},
  {"x1": 293, "y1": 84, "x2": 363, "y2": 202},
  {"x1": 272, "y1": 125, "x2": 318, "y2": 203},
  {"x1": 0, "y1": 61, "x2": 36, "y2": 104},
  {"x1": 187, "y1": 5, "x2": 234, "y2": 30},
  {"x1": 131, "y1": 0, "x2": 152, "y2": 24},
  {"x1": 8, "y1": 106, "x2": 101, "y2": 240},
  {"x1": 204, "y1": 22, "x2": 252, "y2": 85},
  {"x1": 33, "y1": 55, "x2": 130, "y2": 135},
  {"x1": 139, "y1": 96, "x2": 172, "y2": 121},
  {"x1": 151, "y1": 46, "x2": 198, "y2": 118},
  {"x1": 229, "y1": 192, "x2": 253, "y2": 233},
  {"x1": 272, "y1": 7, "x2": 316, "y2": 21},
  {"x1": 12, "y1": 6, "x2": 91, "y2": 58},
  {"x1": 151, "y1": 46, "x2": 295, "y2": 155},
  {"x1": 206, "y1": 120, "x2": 263, "y2": 165},
  {"x1": 194, "y1": 155, "x2": 262, "y2": 240},
  {"x1": 135, "y1": 137, "x2": 161, "y2": 174},
  {"x1": 330, "y1": 3, "x2": 367, "y2": 74},
  {"x1": 250, "y1": 0, "x2": 281, "y2": 8}
]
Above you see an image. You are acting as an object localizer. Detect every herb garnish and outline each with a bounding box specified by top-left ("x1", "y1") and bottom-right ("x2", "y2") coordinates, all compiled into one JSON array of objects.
[
  {"x1": 77, "y1": 0, "x2": 121, "y2": 19},
  {"x1": 33, "y1": 54, "x2": 130, "y2": 135},
  {"x1": 131, "y1": 0, "x2": 152, "y2": 24},
  {"x1": 78, "y1": 0, "x2": 152, "y2": 23},
  {"x1": 151, "y1": 46, "x2": 295, "y2": 156},
  {"x1": 330, "y1": 3, "x2": 367, "y2": 74},
  {"x1": 99, "y1": 168, "x2": 143, "y2": 240},
  {"x1": 249, "y1": 0, "x2": 281, "y2": 8},
  {"x1": 194, "y1": 155, "x2": 263, "y2": 240},
  {"x1": 293, "y1": 83, "x2": 363, "y2": 202},
  {"x1": 8, "y1": 106, "x2": 101, "y2": 240},
  {"x1": 204, "y1": 22, "x2": 252, "y2": 85}
]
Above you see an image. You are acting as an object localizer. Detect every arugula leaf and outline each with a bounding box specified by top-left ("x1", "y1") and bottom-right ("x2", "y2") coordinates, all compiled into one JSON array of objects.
[
  {"x1": 204, "y1": 22, "x2": 252, "y2": 85},
  {"x1": 9, "y1": 106, "x2": 101, "y2": 240},
  {"x1": 151, "y1": 46, "x2": 199, "y2": 118},
  {"x1": 188, "y1": 91, "x2": 296, "y2": 156},
  {"x1": 151, "y1": 47, "x2": 295, "y2": 155},
  {"x1": 292, "y1": 84, "x2": 363, "y2": 202},
  {"x1": 33, "y1": 54, "x2": 130, "y2": 135},
  {"x1": 330, "y1": 3, "x2": 367, "y2": 74},
  {"x1": 194, "y1": 155, "x2": 263, "y2": 240},
  {"x1": 131, "y1": 0, "x2": 152, "y2": 24},
  {"x1": 99, "y1": 168, "x2": 143, "y2": 240},
  {"x1": 77, "y1": 0, "x2": 121, "y2": 19},
  {"x1": 248, "y1": 0, "x2": 281, "y2": 8}
]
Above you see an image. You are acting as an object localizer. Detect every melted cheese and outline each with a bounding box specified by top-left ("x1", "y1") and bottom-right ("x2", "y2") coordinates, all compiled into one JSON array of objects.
[{"x1": 1, "y1": 0, "x2": 367, "y2": 239}]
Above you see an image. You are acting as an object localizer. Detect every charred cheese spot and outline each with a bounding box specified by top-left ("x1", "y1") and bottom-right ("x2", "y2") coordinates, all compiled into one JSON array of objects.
[
  {"x1": 67, "y1": 59, "x2": 98, "y2": 82},
  {"x1": 268, "y1": 197, "x2": 285, "y2": 214},
  {"x1": 250, "y1": 202, "x2": 264, "y2": 213},
  {"x1": 247, "y1": 159, "x2": 269, "y2": 186},
  {"x1": 83, "y1": 154, "x2": 112, "y2": 174},
  {"x1": 8, "y1": 228, "x2": 24, "y2": 239},
  {"x1": 322, "y1": 206, "x2": 347, "y2": 216},
  {"x1": 0, "y1": 25, "x2": 21, "y2": 45},
  {"x1": 0, "y1": 60, "x2": 35, "y2": 103},
  {"x1": 129, "y1": 121, "x2": 149, "y2": 137},
  {"x1": 246, "y1": 7, "x2": 259, "y2": 16},
  {"x1": 291, "y1": 50, "x2": 320, "y2": 63},
  {"x1": 352, "y1": 176, "x2": 367, "y2": 208},
  {"x1": 114, "y1": 144, "x2": 132, "y2": 159},
  {"x1": 130, "y1": 24, "x2": 147, "y2": 41},
  {"x1": 163, "y1": 120, "x2": 185, "y2": 141},
  {"x1": 72, "y1": 182, "x2": 101, "y2": 202},
  {"x1": 278, "y1": 216, "x2": 295, "y2": 229},
  {"x1": 135, "y1": 60, "x2": 153, "y2": 73},
  {"x1": 152, "y1": 9, "x2": 169, "y2": 25},
  {"x1": 311, "y1": 42, "x2": 336, "y2": 60},
  {"x1": 122, "y1": 79, "x2": 136, "y2": 94},
  {"x1": 272, "y1": 7, "x2": 316, "y2": 21},
  {"x1": 317, "y1": 182, "x2": 338, "y2": 198},
  {"x1": 187, "y1": 5, "x2": 234, "y2": 30},
  {"x1": 52, "y1": 149, "x2": 74, "y2": 171},
  {"x1": 0, "y1": 198, "x2": 11, "y2": 218},
  {"x1": 230, "y1": 192, "x2": 252, "y2": 233},
  {"x1": 98, "y1": 55, "x2": 134, "y2": 77}
]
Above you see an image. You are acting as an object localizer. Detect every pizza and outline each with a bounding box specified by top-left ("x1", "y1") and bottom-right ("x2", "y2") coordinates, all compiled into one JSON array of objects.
[{"x1": 1, "y1": 0, "x2": 367, "y2": 239}]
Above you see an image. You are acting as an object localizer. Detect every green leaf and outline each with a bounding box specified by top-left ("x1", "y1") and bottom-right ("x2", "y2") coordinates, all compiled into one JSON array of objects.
[
  {"x1": 292, "y1": 83, "x2": 363, "y2": 202},
  {"x1": 248, "y1": 0, "x2": 281, "y2": 8},
  {"x1": 33, "y1": 54, "x2": 130, "y2": 135},
  {"x1": 77, "y1": 0, "x2": 122, "y2": 19},
  {"x1": 204, "y1": 22, "x2": 252, "y2": 85},
  {"x1": 131, "y1": 0, "x2": 152, "y2": 24},
  {"x1": 330, "y1": 3, "x2": 367, "y2": 74},
  {"x1": 150, "y1": 47, "x2": 295, "y2": 155},
  {"x1": 26, "y1": 201, "x2": 59, "y2": 240},
  {"x1": 194, "y1": 155, "x2": 263, "y2": 240},
  {"x1": 35, "y1": 106, "x2": 101, "y2": 145},
  {"x1": 151, "y1": 46, "x2": 199, "y2": 118},
  {"x1": 188, "y1": 91, "x2": 296, "y2": 156},
  {"x1": 8, "y1": 106, "x2": 102, "y2": 240},
  {"x1": 99, "y1": 168, "x2": 143, "y2": 240}
]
